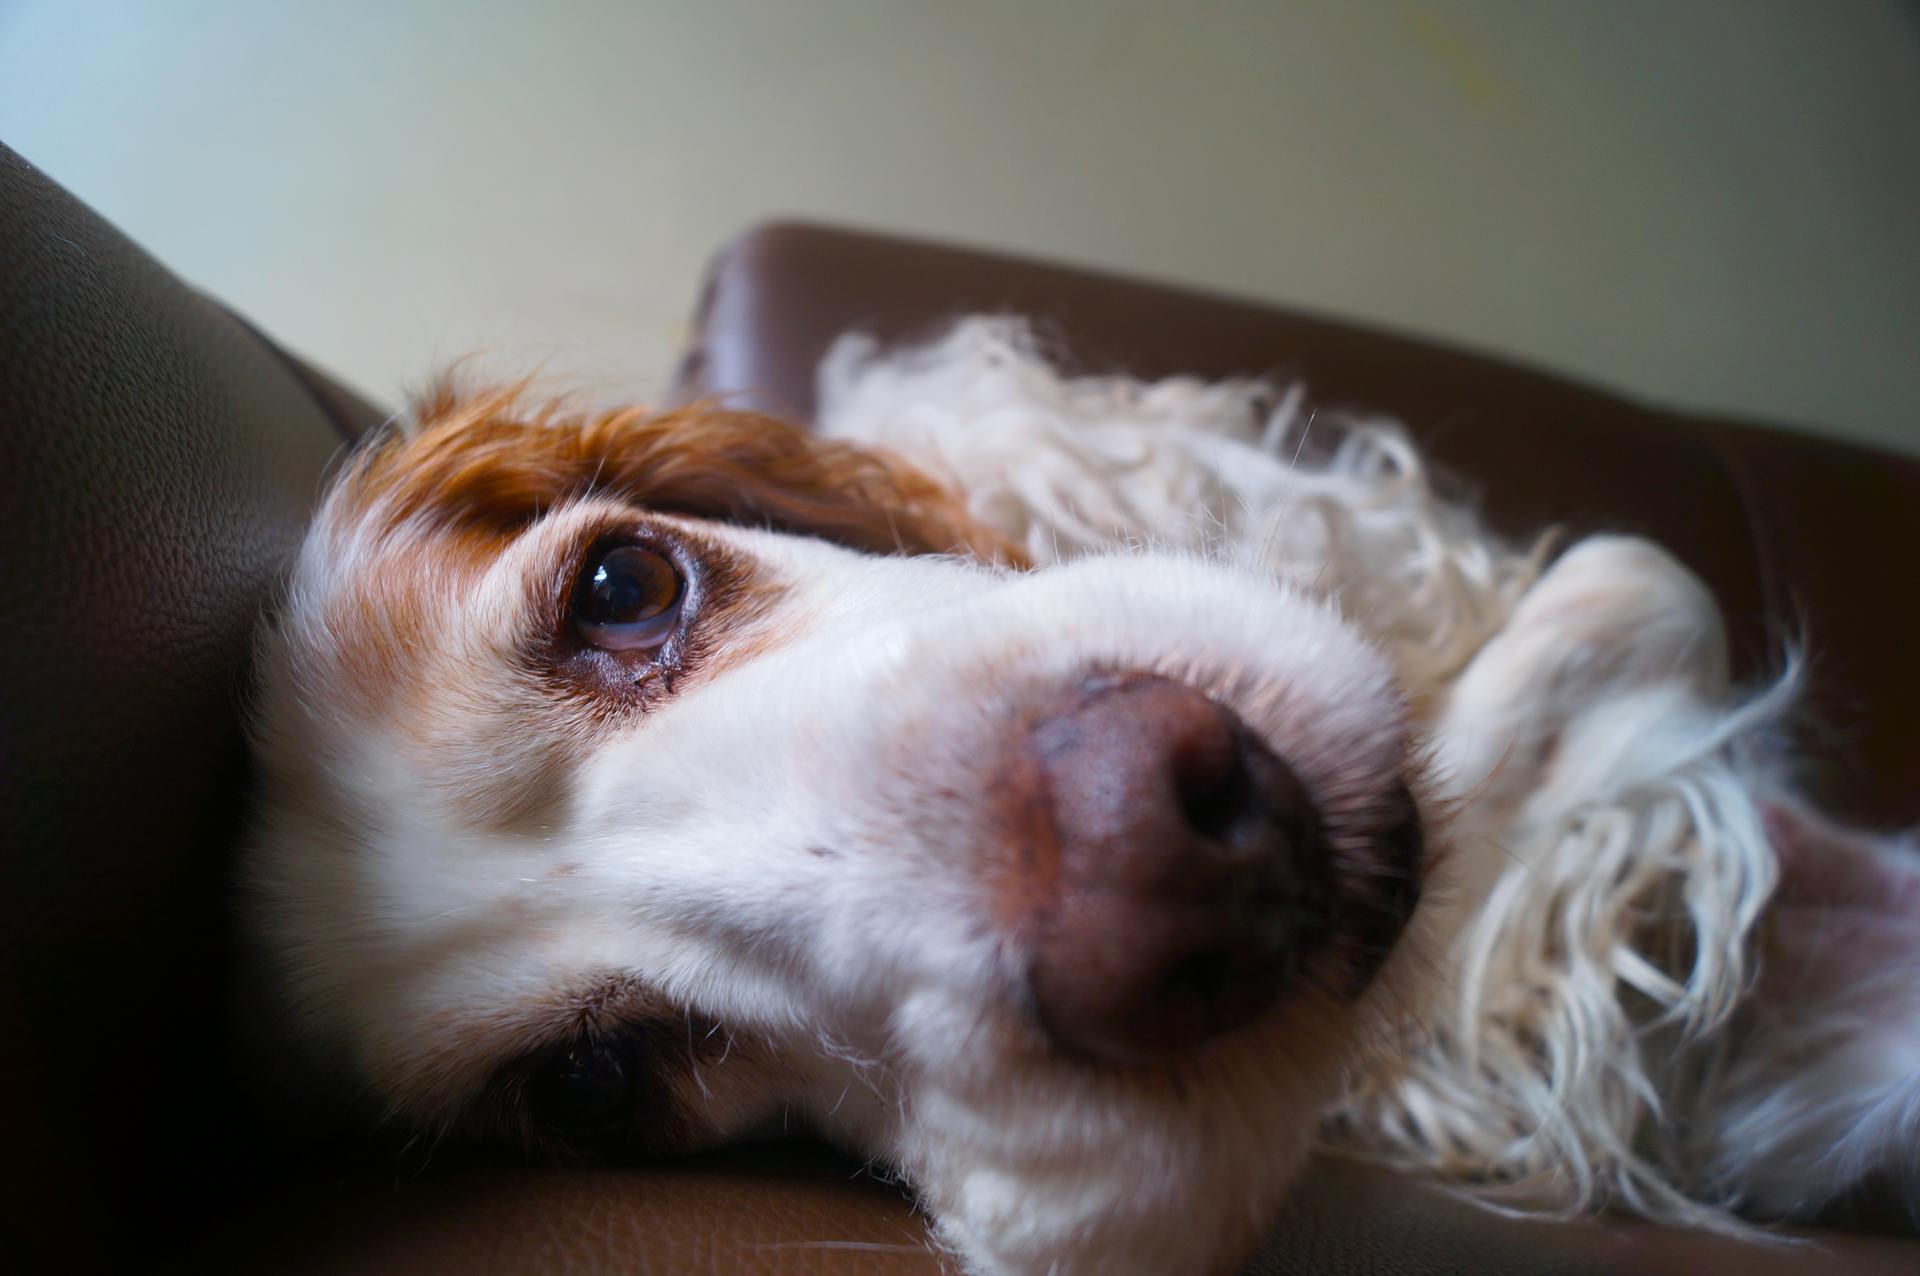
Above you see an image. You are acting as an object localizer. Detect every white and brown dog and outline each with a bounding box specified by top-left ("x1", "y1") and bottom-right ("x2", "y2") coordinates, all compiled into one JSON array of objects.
[{"x1": 243, "y1": 319, "x2": 1919, "y2": 1274}]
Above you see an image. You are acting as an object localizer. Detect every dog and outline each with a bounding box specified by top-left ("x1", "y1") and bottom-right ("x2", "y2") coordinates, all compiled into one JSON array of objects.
[{"x1": 242, "y1": 318, "x2": 1919, "y2": 1274}]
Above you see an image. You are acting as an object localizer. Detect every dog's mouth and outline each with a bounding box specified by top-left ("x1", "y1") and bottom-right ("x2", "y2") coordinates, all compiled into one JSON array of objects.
[{"x1": 988, "y1": 670, "x2": 1423, "y2": 1067}]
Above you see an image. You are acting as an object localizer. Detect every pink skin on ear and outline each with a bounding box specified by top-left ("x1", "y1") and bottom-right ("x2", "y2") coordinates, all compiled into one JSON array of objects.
[{"x1": 1761, "y1": 801, "x2": 1920, "y2": 1003}]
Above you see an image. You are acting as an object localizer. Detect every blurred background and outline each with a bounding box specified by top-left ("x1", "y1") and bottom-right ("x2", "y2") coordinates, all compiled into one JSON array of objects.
[{"x1": 1, "y1": 0, "x2": 1915, "y2": 452}]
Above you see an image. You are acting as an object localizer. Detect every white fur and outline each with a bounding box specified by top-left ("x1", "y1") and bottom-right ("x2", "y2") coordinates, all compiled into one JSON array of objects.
[
  {"x1": 244, "y1": 317, "x2": 1919, "y2": 1276},
  {"x1": 818, "y1": 319, "x2": 1920, "y2": 1239}
]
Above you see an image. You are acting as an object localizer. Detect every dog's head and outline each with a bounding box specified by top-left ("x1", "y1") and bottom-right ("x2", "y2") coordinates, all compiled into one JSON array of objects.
[{"x1": 246, "y1": 387, "x2": 1433, "y2": 1275}]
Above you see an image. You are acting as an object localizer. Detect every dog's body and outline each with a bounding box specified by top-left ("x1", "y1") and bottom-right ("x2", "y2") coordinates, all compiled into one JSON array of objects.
[{"x1": 244, "y1": 320, "x2": 1919, "y2": 1274}]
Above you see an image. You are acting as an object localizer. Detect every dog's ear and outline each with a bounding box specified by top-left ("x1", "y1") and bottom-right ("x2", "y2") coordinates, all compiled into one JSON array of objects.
[{"x1": 338, "y1": 381, "x2": 1026, "y2": 566}]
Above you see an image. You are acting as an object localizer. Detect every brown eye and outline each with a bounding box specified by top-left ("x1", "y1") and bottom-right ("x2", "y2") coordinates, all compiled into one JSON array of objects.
[{"x1": 573, "y1": 546, "x2": 683, "y2": 651}]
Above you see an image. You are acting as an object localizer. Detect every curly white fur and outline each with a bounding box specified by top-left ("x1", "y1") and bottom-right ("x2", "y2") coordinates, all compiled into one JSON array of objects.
[
  {"x1": 821, "y1": 325, "x2": 1538, "y2": 697},
  {"x1": 819, "y1": 317, "x2": 1916, "y2": 1236}
]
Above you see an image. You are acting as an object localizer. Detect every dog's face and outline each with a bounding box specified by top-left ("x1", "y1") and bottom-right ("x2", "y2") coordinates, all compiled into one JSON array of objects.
[{"x1": 247, "y1": 391, "x2": 1433, "y2": 1275}]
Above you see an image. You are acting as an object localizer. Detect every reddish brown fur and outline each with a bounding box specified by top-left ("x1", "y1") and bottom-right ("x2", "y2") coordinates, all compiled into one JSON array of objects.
[
  {"x1": 343, "y1": 381, "x2": 1029, "y2": 566},
  {"x1": 303, "y1": 385, "x2": 1029, "y2": 828}
]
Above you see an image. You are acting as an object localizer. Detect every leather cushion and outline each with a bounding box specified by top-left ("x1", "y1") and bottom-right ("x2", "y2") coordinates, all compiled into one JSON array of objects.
[
  {"x1": 222, "y1": 1147, "x2": 1920, "y2": 1276},
  {"x1": 0, "y1": 142, "x2": 383, "y2": 1264},
  {"x1": 677, "y1": 222, "x2": 1919, "y2": 825}
]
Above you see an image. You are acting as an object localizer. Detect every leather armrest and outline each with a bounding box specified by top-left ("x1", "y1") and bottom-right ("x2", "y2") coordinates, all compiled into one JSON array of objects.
[
  {"x1": 0, "y1": 140, "x2": 383, "y2": 1267},
  {"x1": 676, "y1": 222, "x2": 1919, "y2": 827}
]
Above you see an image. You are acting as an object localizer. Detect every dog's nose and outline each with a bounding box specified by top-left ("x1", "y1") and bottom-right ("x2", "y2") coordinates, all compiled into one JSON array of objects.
[{"x1": 1013, "y1": 673, "x2": 1328, "y2": 1064}]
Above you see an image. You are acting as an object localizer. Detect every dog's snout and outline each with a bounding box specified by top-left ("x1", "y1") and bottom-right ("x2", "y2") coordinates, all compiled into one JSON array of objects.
[{"x1": 1013, "y1": 673, "x2": 1328, "y2": 1064}]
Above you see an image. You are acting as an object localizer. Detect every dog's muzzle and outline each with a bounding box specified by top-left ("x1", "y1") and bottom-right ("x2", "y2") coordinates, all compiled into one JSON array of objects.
[{"x1": 993, "y1": 672, "x2": 1340, "y2": 1065}]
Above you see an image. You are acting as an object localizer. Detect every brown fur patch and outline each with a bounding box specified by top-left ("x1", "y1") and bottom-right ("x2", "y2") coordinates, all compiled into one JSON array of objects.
[
  {"x1": 342, "y1": 382, "x2": 1028, "y2": 565},
  {"x1": 304, "y1": 385, "x2": 1024, "y2": 832}
]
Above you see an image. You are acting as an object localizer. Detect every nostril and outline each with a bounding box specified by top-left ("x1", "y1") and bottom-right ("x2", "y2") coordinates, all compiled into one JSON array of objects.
[
  {"x1": 1176, "y1": 760, "x2": 1244, "y2": 842},
  {"x1": 1173, "y1": 737, "x2": 1250, "y2": 842},
  {"x1": 1160, "y1": 946, "x2": 1236, "y2": 1005}
]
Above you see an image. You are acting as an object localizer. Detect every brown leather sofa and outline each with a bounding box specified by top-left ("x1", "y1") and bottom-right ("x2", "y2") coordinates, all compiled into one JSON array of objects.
[{"x1": 2, "y1": 141, "x2": 1914, "y2": 1273}]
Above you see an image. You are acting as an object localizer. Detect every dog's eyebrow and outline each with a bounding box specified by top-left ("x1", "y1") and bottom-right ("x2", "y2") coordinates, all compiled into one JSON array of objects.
[{"x1": 337, "y1": 388, "x2": 1024, "y2": 564}]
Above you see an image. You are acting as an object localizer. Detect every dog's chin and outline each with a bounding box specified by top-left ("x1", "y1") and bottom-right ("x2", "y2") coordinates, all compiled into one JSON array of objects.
[{"x1": 851, "y1": 979, "x2": 1373, "y2": 1276}]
